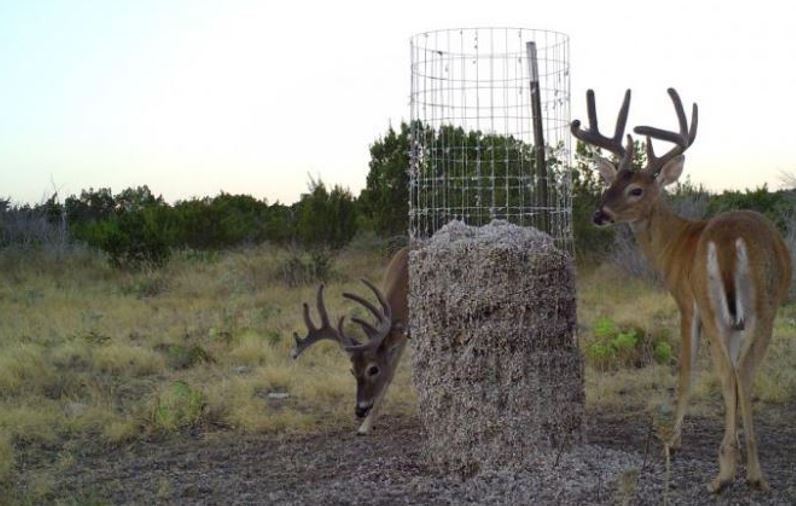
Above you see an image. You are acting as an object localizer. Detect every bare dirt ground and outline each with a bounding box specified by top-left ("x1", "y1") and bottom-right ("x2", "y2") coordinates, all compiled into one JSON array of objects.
[{"x1": 12, "y1": 405, "x2": 796, "y2": 505}]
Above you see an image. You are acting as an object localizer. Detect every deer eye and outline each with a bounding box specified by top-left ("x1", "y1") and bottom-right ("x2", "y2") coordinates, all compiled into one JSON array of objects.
[
  {"x1": 366, "y1": 365, "x2": 380, "y2": 377},
  {"x1": 629, "y1": 187, "x2": 643, "y2": 197}
]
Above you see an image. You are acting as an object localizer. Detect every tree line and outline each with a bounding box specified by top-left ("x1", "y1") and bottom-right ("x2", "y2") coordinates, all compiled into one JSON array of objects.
[{"x1": 1, "y1": 122, "x2": 793, "y2": 269}]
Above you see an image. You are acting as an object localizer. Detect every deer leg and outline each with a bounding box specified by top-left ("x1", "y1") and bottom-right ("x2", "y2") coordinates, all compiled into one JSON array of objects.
[
  {"x1": 736, "y1": 317, "x2": 772, "y2": 491},
  {"x1": 357, "y1": 340, "x2": 407, "y2": 436},
  {"x1": 669, "y1": 305, "x2": 700, "y2": 452},
  {"x1": 704, "y1": 321, "x2": 739, "y2": 493}
]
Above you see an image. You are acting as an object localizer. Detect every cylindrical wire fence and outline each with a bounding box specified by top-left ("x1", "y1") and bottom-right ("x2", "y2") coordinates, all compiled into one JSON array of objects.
[{"x1": 409, "y1": 27, "x2": 572, "y2": 253}]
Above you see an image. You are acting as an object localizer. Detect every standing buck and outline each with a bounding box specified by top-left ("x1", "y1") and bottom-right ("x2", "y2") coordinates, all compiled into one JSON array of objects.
[
  {"x1": 572, "y1": 88, "x2": 792, "y2": 492},
  {"x1": 291, "y1": 247, "x2": 409, "y2": 435}
]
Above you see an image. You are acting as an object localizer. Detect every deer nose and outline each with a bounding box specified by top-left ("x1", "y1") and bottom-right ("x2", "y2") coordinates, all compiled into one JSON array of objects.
[
  {"x1": 355, "y1": 402, "x2": 372, "y2": 419},
  {"x1": 592, "y1": 209, "x2": 612, "y2": 226}
]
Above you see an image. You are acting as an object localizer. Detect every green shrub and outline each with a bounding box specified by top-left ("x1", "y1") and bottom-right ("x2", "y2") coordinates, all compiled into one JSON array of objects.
[
  {"x1": 279, "y1": 248, "x2": 335, "y2": 286},
  {"x1": 612, "y1": 329, "x2": 640, "y2": 354},
  {"x1": 152, "y1": 381, "x2": 205, "y2": 431},
  {"x1": 585, "y1": 316, "x2": 672, "y2": 370},
  {"x1": 654, "y1": 340, "x2": 673, "y2": 364},
  {"x1": 593, "y1": 315, "x2": 618, "y2": 340},
  {"x1": 296, "y1": 178, "x2": 358, "y2": 249},
  {"x1": 265, "y1": 331, "x2": 282, "y2": 346},
  {"x1": 585, "y1": 341, "x2": 615, "y2": 369},
  {"x1": 75, "y1": 208, "x2": 171, "y2": 270}
]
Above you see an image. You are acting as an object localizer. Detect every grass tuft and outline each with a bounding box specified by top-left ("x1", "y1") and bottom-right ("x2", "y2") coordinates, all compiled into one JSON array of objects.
[
  {"x1": 0, "y1": 344, "x2": 57, "y2": 396},
  {"x1": 93, "y1": 344, "x2": 165, "y2": 376},
  {"x1": 150, "y1": 381, "x2": 205, "y2": 431},
  {"x1": 0, "y1": 432, "x2": 14, "y2": 483},
  {"x1": 0, "y1": 401, "x2": 61, "y2": 443}
]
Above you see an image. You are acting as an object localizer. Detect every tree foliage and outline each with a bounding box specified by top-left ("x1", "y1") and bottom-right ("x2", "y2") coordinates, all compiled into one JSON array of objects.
[
  {"x1": 359, "y1": 123, "x2": 410, "y2": 237},
  {"x1": 296, "y1": 177, "x2": 358, "y2": 249},
  {"x1": 3, "y1": 125, "x2": 793, "y2": 271}
]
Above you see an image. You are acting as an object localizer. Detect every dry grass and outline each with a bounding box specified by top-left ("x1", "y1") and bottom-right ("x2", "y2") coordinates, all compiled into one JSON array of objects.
[
  {"x1": 0, "y1": 245, "x2": 399, "y2": 453},
  {"x1": 0, "y1": 244, "x2": 793, "y2": 497},
  {"x1": 0, "y1": 432, "x2": 14, "y2": 483},
  {"x1": 578, "y1": 262, "x2": 796, "y2": 417}
]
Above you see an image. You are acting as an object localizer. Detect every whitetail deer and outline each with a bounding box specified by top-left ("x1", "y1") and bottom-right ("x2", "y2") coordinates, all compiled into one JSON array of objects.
[
  {"x1": 572, "y1": 89, "x2": 792, "y2": 492},
  {"x1": 291, "y1": 246, "x2": 409, "y2": 435}
]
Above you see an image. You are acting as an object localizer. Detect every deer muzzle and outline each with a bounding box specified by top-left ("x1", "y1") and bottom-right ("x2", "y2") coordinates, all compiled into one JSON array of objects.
[
  {"x1": 355, "y1": 401, "x2": 373, "y2": 419},
  {"x1": 592, "y1": 208, "x2": 614, "y2": 226}
]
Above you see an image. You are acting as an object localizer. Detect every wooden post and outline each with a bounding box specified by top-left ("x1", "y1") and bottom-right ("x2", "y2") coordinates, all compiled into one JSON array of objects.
[{"x1": 526, "y1": 41, "x2": 548, "y2": 233}]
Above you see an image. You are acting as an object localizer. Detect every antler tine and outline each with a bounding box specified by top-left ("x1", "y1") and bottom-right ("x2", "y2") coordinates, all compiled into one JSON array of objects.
[
  {"x1": 315, "y1": 283, "x2": 331, "y2": 327},
  {"x1": 585, "y1": 89, "x2": 599, "y2": 132},
  {"x1": 301, "y1": 301, "x2": 317, "y2": 332},
  {"x1": 360, "y1": 278, "x2": 392, "y2": 322},
  {"x1": 634, "y1": 88, "x2": 699, "y2": 176},
  {"x1": 351, "y1": 317, "x2": 381, "y2": 339},
  {"x1": 342, "y1": 279, "x2": 396, "y2": 353},
  {"x1": 291, "y1": 285, "x2": 359, "y2": 359},
  {"x1": 619, "y1": 134, "x2": 634, "y2": 172},
  {"x1": 615, "y1": 89, "x2": 631, "y2": 143},
  {"x1": 688, "y1": 101, "x2": 699, "y2": 145},
  {"x1": 343, "y1": 290, "x2": 384, "y2": 323},
  {"x1": 343, "y1": 320, "x2": 393, "y2": 353},
  {"x1": 571, "y1": 89, "x2": 633, "y2": 163}
]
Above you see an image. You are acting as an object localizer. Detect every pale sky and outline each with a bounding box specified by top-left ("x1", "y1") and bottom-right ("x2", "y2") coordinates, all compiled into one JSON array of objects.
[{"x1": 1, "y1": 0, "x2": 794, "y2": 205}]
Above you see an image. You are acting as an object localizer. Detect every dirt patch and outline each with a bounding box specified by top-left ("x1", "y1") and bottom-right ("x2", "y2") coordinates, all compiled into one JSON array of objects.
[{"x1": 11, "y1": 406, "x2": 796, "y2": 505}]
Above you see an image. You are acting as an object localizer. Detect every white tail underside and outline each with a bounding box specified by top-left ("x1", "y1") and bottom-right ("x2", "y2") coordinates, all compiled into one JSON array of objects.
[{"x1": 706, "y1": 240, "x2": 753, "y2": 366}]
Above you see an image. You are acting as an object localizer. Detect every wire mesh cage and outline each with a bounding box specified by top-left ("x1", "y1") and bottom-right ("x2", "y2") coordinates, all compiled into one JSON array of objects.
[{"x1": 409, "y1": 27, "x2": 572, "y2": 253}]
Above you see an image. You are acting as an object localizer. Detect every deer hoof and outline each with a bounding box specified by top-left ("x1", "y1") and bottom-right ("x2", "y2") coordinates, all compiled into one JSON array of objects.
[
  {"x1": 747, "y1": 477, "x2": 770, "y2": 492},
  {"x1": 707, "y1": 476, "x2": 733, "y2": 494},
  {"x1": 666, "y1": 434, "x2": 682, "y2": 451},
  {"x1": 664, "y1": 445, "x2": 679, "y2": 459}
]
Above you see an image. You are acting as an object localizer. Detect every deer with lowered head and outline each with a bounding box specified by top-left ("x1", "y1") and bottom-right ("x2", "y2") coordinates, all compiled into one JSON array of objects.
[
  {"x1": 572, "y1": 88, "x2": 792, "y2": 493},
  {"x1": 291, "y1": 246, "x2": 409, "y2": 435}
]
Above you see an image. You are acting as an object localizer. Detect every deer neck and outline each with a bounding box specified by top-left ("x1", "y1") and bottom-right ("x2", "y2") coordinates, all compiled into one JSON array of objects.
[{"x1": 630, "y1": 199, "x2": 696, "y2": 279}]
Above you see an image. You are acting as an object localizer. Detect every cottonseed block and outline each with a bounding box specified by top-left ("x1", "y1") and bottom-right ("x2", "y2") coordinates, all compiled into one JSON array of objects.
[{"x1": 409, "y1": 220, "x2": 584, "y2": 474}]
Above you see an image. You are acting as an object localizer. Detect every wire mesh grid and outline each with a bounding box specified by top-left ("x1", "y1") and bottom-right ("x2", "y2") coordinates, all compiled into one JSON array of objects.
[{"x1": 409, "y1": 27, "x2": 572, "y2": 254}]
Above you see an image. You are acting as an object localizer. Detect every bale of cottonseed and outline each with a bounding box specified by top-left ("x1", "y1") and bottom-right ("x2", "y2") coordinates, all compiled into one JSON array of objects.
[{"x1": 409, "y1": 220, "x2": 584, "y2": 475}]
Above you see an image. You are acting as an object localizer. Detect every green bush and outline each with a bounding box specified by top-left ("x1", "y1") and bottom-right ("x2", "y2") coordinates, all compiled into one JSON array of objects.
[
  {"x1": 68, "y1": 187, "x2": 172, "y2": 270},
  {"x1": 584, "y1": 315, "x2": 672, "y2": 370},
  {"x1": 95, "y1": 209, "x2": 171, "y2": 269},
  {"x1": 593, "y1": 315, "x2": 617, "y2": 340},
  {"x1": 152, "y1": 381, "x2": 205, "y2": 431},
  {"x1": 296, "y1": 178, "x2": 358, "y2": 249},
  {"x1": 708, "y1": 185, "x2": 793, "y2": 233},
  {"x1": 654, "y1": 340, "x2": 673, "y2": 364},
  {"x1": 279, "y1": 248, "x2": 335, "y2": 286},
  {"x1": 585, "y1": 341, "x2": 614, "y2": 368},
  {"x1": 613, "y1": 329, "x2": 640, "y2": 353}
]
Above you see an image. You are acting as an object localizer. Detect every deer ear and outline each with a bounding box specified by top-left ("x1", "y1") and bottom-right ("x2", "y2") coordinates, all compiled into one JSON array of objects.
[
  {"x1": 656, "y1": 155, "x2": 685, "y2": 187},
  {"x1": 593, "y1": 157, "x2": 618, "y2": 184}
]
